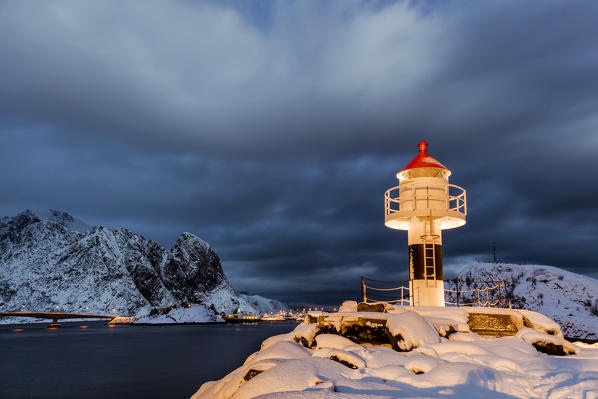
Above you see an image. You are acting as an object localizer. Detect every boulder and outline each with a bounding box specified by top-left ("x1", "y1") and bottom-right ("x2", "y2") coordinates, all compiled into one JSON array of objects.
[
  {"x1": 386, "y1": 311, "x2": 442, "y2": 351},
  {"x1": 515, "y1": 328, "x2": 578, "y2": 356}
]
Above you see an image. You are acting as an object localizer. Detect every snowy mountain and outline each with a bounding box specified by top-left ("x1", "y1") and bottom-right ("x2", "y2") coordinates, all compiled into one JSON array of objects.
[
  {"x1": 448, "y1": 262, "x2": 598, "y2": 339},
  {"x1": 0, "y1": 209, "x2": 285, "y2": 321},
  {"x1": 238, "y1": 293, "x2": 288, "y2": 314}
]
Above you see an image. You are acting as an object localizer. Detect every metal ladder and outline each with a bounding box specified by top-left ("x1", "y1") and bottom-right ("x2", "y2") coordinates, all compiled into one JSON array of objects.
[
  {"x1": 421, "y1": 215, "x2": 439, "y2": 284},
  {"x1": 423, "y1": 236, "x2": 437, "y2": 281}
]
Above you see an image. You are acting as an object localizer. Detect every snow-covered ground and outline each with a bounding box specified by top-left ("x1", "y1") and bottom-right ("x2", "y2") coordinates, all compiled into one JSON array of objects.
[
  {"x1": 449, "y1": 262, "x2": 598, "y2": 339},
  {"x1": 193, "y1": 308, "x2": 598, "y2": 398},
  {"x1": 135, "y1": 304, "x2": 224, "y2": 324}
]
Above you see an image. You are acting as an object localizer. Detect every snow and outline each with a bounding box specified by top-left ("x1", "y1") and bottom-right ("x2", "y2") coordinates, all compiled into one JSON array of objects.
[
  {"x1": 134, "y1": 304, "x2": 223, "y2": 324},
  {"x1": 261, "y1": 333, "x2": 294, "y2": 350},
  {"x1": 360, "y1": 364, "x2": 413, "y2": 381},
  {"x1": 403, "y1": 354, "x2": 446, "y2": 374},
  {"x1": 253, "y1": 393, "x2": 396, "y2": 399},
  {"x1": 226, "y1": 358, "x2": 348, "y2": 399},
  {"x1": 192, "y1": 311, "x2": 598, "y2": 399},
  {"x1": 386, "y1": 311, "x2": 442, "y2": 350},
  {"x1": 448, "y1": 332, "x2": 481, "y2": 342},
  {"x1": 338, "y1": 301, "x2": 358, "y2": 313},
  {"x1": 387, "y1": 306, "x2": 471, "y2": 332},
  {"x1": 312, "y1": 348, "x2": 366, "y2": 369},
  {"x1": 421, "y1": 316, "x2": 460, "y2": 337},
  {"x1": 315, "y1": 334, "x2": 359, "y2": 350},
  {"x1": 575, "y1": 342, "x2": 598, "y2": 349},
  {"x1": 416, "y1": 341, "x2": 491, "y2": 357},
  {"x1": 244, "y1": 341, "x2": 312, "y2": 365}
]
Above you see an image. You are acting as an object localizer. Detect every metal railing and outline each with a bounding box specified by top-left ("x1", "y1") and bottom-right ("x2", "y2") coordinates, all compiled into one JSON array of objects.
[
  {"x1": 444, "y1": 280, "x2": 510, "y2": 307},
  {"x1": 361, "y1": 277, "x2": 411, "y2": 306},
  {"x1": 384, "y1": 183, "x2": 467, "y2": 216},
  {"x1": 361, "y1": 277, "x2": 511, "y2": 308}
]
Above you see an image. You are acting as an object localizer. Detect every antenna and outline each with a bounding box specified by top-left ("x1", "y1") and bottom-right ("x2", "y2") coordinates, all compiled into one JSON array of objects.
[{"x1": 493, "y1": 241, "x2": 497, "y2": 264}]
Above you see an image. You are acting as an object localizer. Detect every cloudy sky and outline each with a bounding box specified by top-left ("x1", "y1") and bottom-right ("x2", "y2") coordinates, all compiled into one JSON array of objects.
[{"x1": 1, "y1": 0, "x2": 597, "y2": 304}]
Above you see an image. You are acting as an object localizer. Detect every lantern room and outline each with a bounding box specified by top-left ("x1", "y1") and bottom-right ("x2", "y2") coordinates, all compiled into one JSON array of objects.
[{"x1": 385, "y1": 140, "x2": 466, "y2": 231}]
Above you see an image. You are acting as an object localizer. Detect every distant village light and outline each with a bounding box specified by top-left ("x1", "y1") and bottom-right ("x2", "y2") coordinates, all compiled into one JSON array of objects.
[{"x1": 384, "y1": 140, "x2": 467, "y2": 307}]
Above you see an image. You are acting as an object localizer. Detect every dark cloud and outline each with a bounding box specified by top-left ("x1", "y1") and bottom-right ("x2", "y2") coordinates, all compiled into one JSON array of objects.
[{"x1": 1, "y1": 0, "x2": 597, "y2": 304}]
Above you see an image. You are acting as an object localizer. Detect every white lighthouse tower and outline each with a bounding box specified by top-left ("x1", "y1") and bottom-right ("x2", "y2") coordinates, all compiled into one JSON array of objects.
[{"x1": 384, "y1": 140, "x2": 467, "y2": 307}]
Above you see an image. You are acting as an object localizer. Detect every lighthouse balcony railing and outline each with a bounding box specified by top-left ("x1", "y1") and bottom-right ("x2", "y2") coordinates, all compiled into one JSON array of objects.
[{"x1": 384, "y1": 184, "x2": 467, "y2": 217}]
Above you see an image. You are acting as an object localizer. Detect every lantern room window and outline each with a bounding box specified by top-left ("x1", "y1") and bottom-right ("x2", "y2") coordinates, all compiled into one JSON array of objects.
[{"x1": 397, "y1": 167, "x2": 450, "y2": 182}]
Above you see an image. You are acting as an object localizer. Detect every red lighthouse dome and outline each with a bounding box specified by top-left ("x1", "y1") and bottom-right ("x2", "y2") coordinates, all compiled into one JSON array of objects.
[{"x1": 397, "y1": 140, "x2": 451, "y2": 181}]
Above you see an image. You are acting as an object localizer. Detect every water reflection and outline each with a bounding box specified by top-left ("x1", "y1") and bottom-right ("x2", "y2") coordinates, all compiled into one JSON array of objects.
[{"x1": 1, "y1": 320, "x2": 298, "y2": 399}]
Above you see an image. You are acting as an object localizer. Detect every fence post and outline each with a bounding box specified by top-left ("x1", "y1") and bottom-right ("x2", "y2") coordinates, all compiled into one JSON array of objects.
[
  {"x1": 503, "y1": 280, "x2": 512, "y2": 309},
  {"x1": 361, "y1": 276, "x2": 366, "y2": 303},
  {"x1": 456, "y1": 279, "x2": 460, "y2": 307},
  {"x1": 477, "y1": 288, "x2": 481, "y2": 307}
]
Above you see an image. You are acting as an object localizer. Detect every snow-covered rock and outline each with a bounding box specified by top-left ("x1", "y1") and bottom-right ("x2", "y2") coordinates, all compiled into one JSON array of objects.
[
  {"x1": 312, "y1": 348, "x2": 366, "y2": 369},
  {"x1": 0, "y1": 209, "x2": 285, "y2": 321},
  {"x1": 403, "y1": 354, "x2": 446, "y2": 374},
  {"x1": 448, "y1": 262, "x2": 598, "y2": 339},
  {"x1": 292, "y1": 323, "x2": 320, "y2": 348},
  {"x1": 515, "y1": 327, "x2": 578, "y2": 356},
  {"x1": 338, "y1": 300, "x2": 358, "y2": 313},
  {"x1": 192, "y1": 316, "x2": 598, "y2": 399},
  {"x1": 386, "y1": 311, "x2": 442, "y2": 350}
]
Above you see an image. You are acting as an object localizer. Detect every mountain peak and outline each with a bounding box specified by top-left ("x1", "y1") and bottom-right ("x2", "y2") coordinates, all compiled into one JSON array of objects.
[
  {"x1": 175, "y1": 232, "x2": 210, "y2": 249},
  {"x1": 16, "y1": 209, "x2": 92, "y2": 233}
]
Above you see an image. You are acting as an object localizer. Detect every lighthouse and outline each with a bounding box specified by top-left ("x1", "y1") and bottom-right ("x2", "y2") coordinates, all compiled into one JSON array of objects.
[{"x1": 384, "y1": 141, "x2": 467, "y2": 307}]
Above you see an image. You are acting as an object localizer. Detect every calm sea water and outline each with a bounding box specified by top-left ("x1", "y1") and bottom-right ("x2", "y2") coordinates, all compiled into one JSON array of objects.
[{"x1": 0, "y1": 320, "x2": 298, "y2": 399}]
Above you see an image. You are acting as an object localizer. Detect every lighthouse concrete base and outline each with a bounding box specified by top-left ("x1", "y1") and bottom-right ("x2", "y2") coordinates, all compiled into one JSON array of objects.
[{"x1": 409, "y1": 280, "x2": 445, "y2": 307}]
